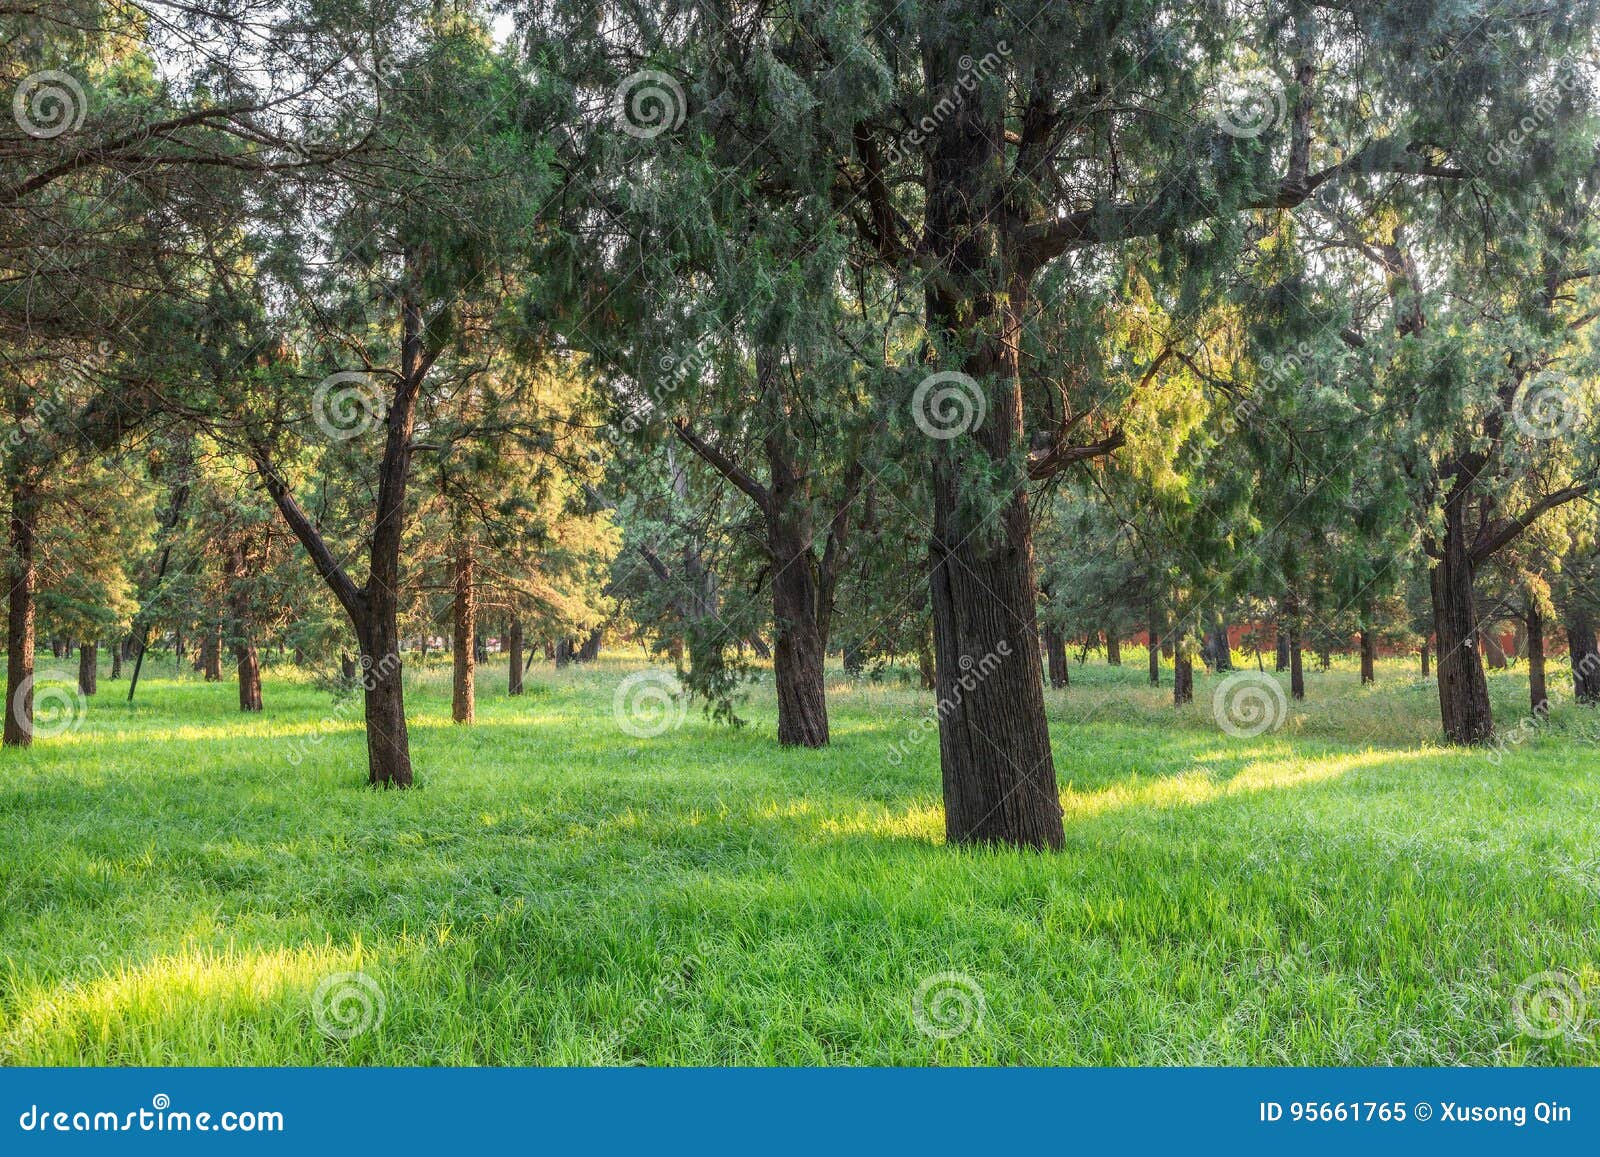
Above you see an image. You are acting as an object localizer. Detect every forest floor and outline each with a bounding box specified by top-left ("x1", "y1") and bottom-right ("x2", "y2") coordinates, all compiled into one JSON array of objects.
[{"x1": 3, "y1": 649, "x2": 1598, "y2": 1065}]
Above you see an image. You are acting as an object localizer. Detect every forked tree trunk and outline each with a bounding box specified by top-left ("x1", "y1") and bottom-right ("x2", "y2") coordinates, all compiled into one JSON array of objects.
[
  {"x1": 1043, "y1": 625, "x2": 1069, "y2": 689},
  {"x1": 4, "y1": 481, "x2": 37, "y2": 747},
  {"x1": 1527, "y1": 605, "x2": 1547, "y2": 715},
  {"x1": 1105, "y1": 632, "x2": 1121, "y2": 666},
  {"x1": 451, "y1": 540, "x2": 474, "y2": 724},
  {"x1": 1359, "y1": 628, "x2": 1376, "y2": 685},
  {"x1": 1431, "y1": 497, "x2": 1493, "y2": 743},
  {"x1": 507, "y1": 619, "x2": 524, "y2": 696},
  {"x1": 1566, "y1": 606, "x2": 1600, "y2": 704},
  {"x1": 78, "y1": 643, "x2": 97, "y2": 696}
]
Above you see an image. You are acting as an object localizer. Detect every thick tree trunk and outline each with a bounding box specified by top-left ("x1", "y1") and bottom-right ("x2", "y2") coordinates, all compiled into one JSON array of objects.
[
  {"x1": 1043, "y1": 625, "x2": 1069, "y2": 689},
  {"x1": 767, "y1": 511, "x2": 829, "y2": 747},
  {"x1": 1566, "y1": 606, "x2": 1600, "y2": 704},
  {"x1": 1360, "y1": 629, "x2": 1376, "y2": 685},
  {"x1": 1527, "y1": 605, "x2": 1547, "y2": 715},
  {"x1": 1105, "y1": 632, "x2": 1121, "y2": 666},
  {"x1": 4, "y1": 481, "x2": 37, "y2": 747},
  {"x1": 203, "y1": 624, "x2": 223, "y2": 681},
  {"x1": 78, "y1": 643, "x2": 97, "y2": 696},
  {"x1": 1431, "y1": 496, "x2": 1493, "y2": 743},
  {"x1": 451, "y1": 541, "x2": 474, "y2": 724},
  {"x1": 507, "y1": 619, "x2": 524, "y2": 696}
]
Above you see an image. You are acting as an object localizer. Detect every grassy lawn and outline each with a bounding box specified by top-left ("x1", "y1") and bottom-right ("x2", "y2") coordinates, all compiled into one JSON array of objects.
[{"x1": 2, "y1": 649, "x2": 1597, "y2": 1065}]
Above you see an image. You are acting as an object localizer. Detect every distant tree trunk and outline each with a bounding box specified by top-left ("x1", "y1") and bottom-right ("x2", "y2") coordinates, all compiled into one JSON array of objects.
[
  {"x1": 1043, "y1": 625, "x2": 1069, "y2": 689},
  {"x1": 577, "y1": 627, "x2": 603, "y2": 662},
  {"x1": 1566, "y1": 606, "x2": 1600, "y2": 704},
  {"x1": 51, "y1": 637, "x2": 64, "y2": 659},
  {"x1": 235, "y1": 641, "x2": 262, "y2": 712},
  {"x1": 507, "y1": 619, "x2": 524, "y2": 696},
  {"x1": 109, "y1": 644, "x2": 122, "y2": 680},
  {"x1": 203, "y1": 623, "x2": 223, "y2": 681},
  {"x1": 1430, "y1": 495, "x2": 1493, "y2": 743},
  {"x1": 1147, "y1": 602, "x2": 1162, "y2": 686},
  {"x1": 918, "y1": 639, "x2": 936, "y2": 690},
  {"x1": 1482, "y1": 624, "x2": 1508, "y2": 671},
  {"x1": 473, "y1": 634, "x2": 487, "y2": 664},
  {"x1": 554, "y1": 638, "x2": 573, "y2": 668},
  {"x1": 341, "y1": 653, "x2": 357, "y2": 681},
  {"x1": 1420, "y1": 639, "x2": 1431, "y2": 678},
  {"x1": 1105, "y1": 632, "x2": 1121, "y2": 666},
  {"x1": 1286, "y1": 592, "x2": 1305, "y2": 701},
  {"x1": 77, "y1": 643, "x2": 97, "y2": 696},
  {"x1": 1173, "y1": 631, "x2": 1193, "y2": 705},
  {"x1": 1317, "y1": 645, "x2": 1331, "y2": 671},
  {"x1": 747, "y1": 635, "x2": 772, "y2": 661},
  {"x1": 451, "y1": 540, "x2": 475, "y2": 724},
  {"x1": 1359, "y1": 629, "x2": 1376, "y2": 685},
  {"x1": 1275, "y1": 625, "x2": 1290, "y2": 672},
  {"x1": 4, "y1": 480, "x2": 37, "y2": 747},
  {"x1": 1527, "y1": 605, "x2": 1547, "y2": 716}
]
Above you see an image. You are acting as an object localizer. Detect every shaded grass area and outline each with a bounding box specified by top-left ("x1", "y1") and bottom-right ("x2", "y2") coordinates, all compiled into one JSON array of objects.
[{"x1": 2, "y1": 649, "x2": 1598, "y2": 1065}]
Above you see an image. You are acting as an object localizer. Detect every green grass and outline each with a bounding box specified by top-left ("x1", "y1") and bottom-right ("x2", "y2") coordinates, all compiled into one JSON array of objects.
[{"x1": 2, "y1": 648, "x2": 1598, "y2": 1065}]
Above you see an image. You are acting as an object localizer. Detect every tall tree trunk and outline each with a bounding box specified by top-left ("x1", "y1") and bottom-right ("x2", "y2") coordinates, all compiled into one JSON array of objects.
[
  {"x1": 451, "y1": 539, "x2": 475, "y2": 724},
  {"x1": 1566, "y1": 606, "x2": 1600, "y2": 704},
  {"x1": 1431, "y1": 496, "x2": 1493, "y2": 743},
  {"x1": 203, "y1": 623, "x2": 223, "y2": 681},
  {"x1": 1420, "y1": 639, "x2": 1431, "y2": 678},
  {"x1": 1286, "y1": 592, "x2": 1305, "y2": 701},
  {"x1": 1147, "y1": 602, "x2": 1162, "y2": 686},
  {"x1": 1481, "y1": 624, "x2": 1508, "y2": 670},
  {"x1": 554, "y1": 638, "x2": 573, "y2": 668},
  {"x1": 235, "y1": 641, "x2": 262, "y2": 711},
  {"x1": 1275, "y1": 624, "x2": 1290, "y2": 672},
  {"x1": 4, "y1": 480, "x2": 37, "y2": 747},
  {"x1": 1105, "y1": 632, "x2": 1121, "y2": 666},
  {"x1": 226, "y1": 543, "x2": 262, "y2": 712},
  {"x1": 507, "y1": 619, "x2": 524, "y2": 696},
  {"x1": 577, "y1": 627, "x2": 603, "y2": 662},
  {"x1": 1359, "y1": 628, "x2": 1376, "y2": 685},
  {"x1": 109, "y1": 643, "x2": 121, "y2": 680},
  {"x1": 1527, "y1": 605, "x2": 1547, "y2": 715},
  {"x1": 1043, "y1": 625, "x2": 1069, "y2": 689},
  {"x1": 77, "y1": 642, "x2": 96, "y2": 696}
]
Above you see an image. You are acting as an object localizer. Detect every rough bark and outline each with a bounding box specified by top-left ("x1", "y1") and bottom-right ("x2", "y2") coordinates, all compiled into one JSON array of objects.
[
  {"x1": 1430, "y1": 494, "x2": 1493, "y2": 743},
  {"x1": 1173, "y1": 632, "x2": 1194, "y2": 705},
  {"x1": 507, "y1": 619, "x2": 524, "y2": 696},
  {"x1": 1566, "y1": 606, "x2": 1600, "y2": 704},
  {"x1": 235, "y1": 641, "x2": 262, "y2": 712},
  {"x1": 1359, "y1": 628, "x2": 1376, "y2": 685},
  {"x1": 765, "y1": 393, "x2": 829, "y2": 747},
  {"x1": 1420, "y1": 640, "x2": 1431, "y2": 679},
  {"x1": 1275, "y1": 625, "x2": 1290, "y2": 672},
  {"x1": 4, "y1": 480, "x2": 37, "y2": 747},
  {"x1": 78, "y1": 643, "x2": 96, "y2": 696},
  {"x1": 451, "y1": 539, "x2": 474, "y2": 724},
  {"x1": 1105, "y1": 632, "x2": 1121, "y2": 666},
  {"x1": 109, "y1": 644, "x2": 122, "y2": 680}
]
